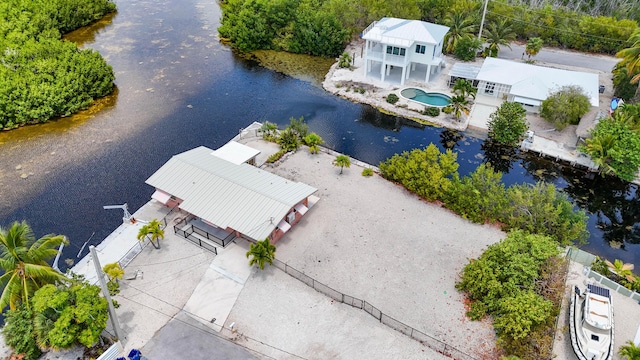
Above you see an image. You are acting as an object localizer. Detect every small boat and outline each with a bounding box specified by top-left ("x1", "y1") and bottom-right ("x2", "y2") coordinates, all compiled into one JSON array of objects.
[{"x1": 569, "y1": 284, "x2": 614, "y2": 360}]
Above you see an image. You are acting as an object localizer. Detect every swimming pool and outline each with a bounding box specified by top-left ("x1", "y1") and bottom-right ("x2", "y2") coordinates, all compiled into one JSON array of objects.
[{"x1": 400, "y1": 88, "x2": 452, "y2": 107}]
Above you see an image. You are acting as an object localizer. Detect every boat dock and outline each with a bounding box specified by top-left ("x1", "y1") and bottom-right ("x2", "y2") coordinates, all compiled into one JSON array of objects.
[{"x1": 520, "y1": 134, "x2": 599, "y2": 172}]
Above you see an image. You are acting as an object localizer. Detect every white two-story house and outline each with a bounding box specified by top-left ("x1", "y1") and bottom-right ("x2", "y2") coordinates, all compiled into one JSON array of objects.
[{"x1": 362, "y1": 18, "x2": 449, "y2": 85}]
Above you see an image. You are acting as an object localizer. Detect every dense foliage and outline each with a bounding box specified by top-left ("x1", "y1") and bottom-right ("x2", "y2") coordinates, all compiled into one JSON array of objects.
[
  {"x1": 2, "y1": 304, "x2": 42, "y2": 360},
  {"x1": 219, "y1": 0, "x2": 637, "y2": 58},
  {"x1": 612, "y1": 62, "x2": 640, "y2": 101},
  {"x1": 32, "y1": 281, "x2": 108, "y2": 349},
  {"x1": 453, "y1": 36, "x2": 482, "y2": 61},
  {"x1": 580, "y1": 115, "x2": 640, "y2": 181},
  {"x1": 0, "y1": 0, "x2": 116, "y2": 129},
  {"x1": 456, "y1": 231, "x2": 564, "y2": 359},
  {"x1": 540, "y1": 86, "x2": 591, "y2": 130},
  {"x1": 0, "y1": 221, "x2": 69, "y2": 311},
  {"x1": 379, "y1": 146, "x2": 589, "y2": 244},
  {"x1": 487, "y1": 101, "x2": 528, "y2": 146}
]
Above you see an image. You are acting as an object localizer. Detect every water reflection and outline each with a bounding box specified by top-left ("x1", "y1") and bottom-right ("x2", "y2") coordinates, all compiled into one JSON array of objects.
[
  {"x1": 566, "y1": 176, "x2": 640, "y2": 247},
  {"x1": 439, "y1": 129, "x2": 463, "y2": 151}
]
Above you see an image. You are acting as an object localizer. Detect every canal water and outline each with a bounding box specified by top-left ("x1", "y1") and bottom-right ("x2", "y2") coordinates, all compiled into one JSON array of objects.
[{"x1": 0, "y1": 0, "x2": 638, "y2": 271}]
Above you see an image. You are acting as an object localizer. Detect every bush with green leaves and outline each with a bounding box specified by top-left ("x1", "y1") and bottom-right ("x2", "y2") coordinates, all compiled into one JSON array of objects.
[
  {"x1": 457, "y1": 230, "x2": 560, "y2": 354},
  {"x1": 579, "y1": 116, "x2": 640, "y2": 182},
  {"x1": 453, "y1": 36, "x2": 482, "y2": 61},
  {"x1": 286, "y1": 116, "x2": 308, "y2": 139},
  {"x1": 612, "y1": 62, "x2": 640, "y2": 102},
  {"x1": 487, "y1": 102, "x2": 528, "y2": 147},
  {"x1": 267, "y1": 149, "x2": 288, "y2": 163},
  {"x1": 0, "y1": 0, "x2": 116, "y2": 129},
  {"x1": 303, "y1": 132, "x2": 324, "y2": 154},
  {"x1": 338, "y1": 52, "x2": 352, "y2": 68},
  {"x1": 386, "y1": 93, "x2": 399, "y2": 104},
  {"x1": 422, "y1": 106, "x2": 440, "y2": 117},
  {"x1": 260, "y1": 121, "x2": 279, "y2": 141},
  {"x1": 2, "y1": 304, "x2": 42, "y2": 360},
  {"x1": 362, "y1": 167, "x2": 374, "y2": 177},
  {"x1": 32, "y1": 281, "x2": 108, "y2": 349},
  {"x1": 540, "y1": 86, "x2": 591, "y2": 130},
  {"x1": 379, "y1": 144, "x2": 459, "y2": 201},
  {"x1": 276, "y1": 128, "x2": 300, "y2": 152},
  {"x1": 446, "y1": 163, "x2": 507, "y2": 223}
]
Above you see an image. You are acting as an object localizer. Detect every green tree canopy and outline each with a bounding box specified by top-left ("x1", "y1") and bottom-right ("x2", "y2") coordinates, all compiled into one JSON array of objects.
[
  {"x1": 137, "y1": 219, "x2": 165, "y2": 249},
  {"x1": 32, "y1": 281, "x2": 108, "y2": 350},
  {"x1": 246, "y1": 238, "x2": 276, "y2": 269},
  {"x1": 487, "y1": 101, "x2": 528, "y2": 147},
  {"x1": 540, "y1": 85, "x2": 591, "y2": 130},
  {"x1": 0, "y1": 221, "x2": 68, "y2": 310},
  {"x1": 333, "y1": 154, "x2": 351, "y2": 174},
  {"x1": 483, "y1": 19, "x2": 516, "y2": 57},
  {"x1": 525, "y1": 37, "x2": 543, "y2": 60},
  {"x1": 580, "y1": 116, "x2": 640, "y2": 181}
]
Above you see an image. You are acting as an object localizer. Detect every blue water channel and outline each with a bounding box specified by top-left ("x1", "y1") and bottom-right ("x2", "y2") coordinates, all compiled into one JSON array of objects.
[{"x1": 0, "y1": 0, "x2": 638, "y2": 272}]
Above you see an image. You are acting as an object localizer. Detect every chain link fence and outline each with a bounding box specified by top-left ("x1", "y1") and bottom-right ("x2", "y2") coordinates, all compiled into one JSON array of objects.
[{"x1": 272, "y1": 258, "x2": 478, "y2": 360}]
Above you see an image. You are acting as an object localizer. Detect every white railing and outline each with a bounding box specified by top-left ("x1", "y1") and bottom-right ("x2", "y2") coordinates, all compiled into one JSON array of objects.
[{"x1": 361, "y1": 21, "x2": 377, "y2": 37}]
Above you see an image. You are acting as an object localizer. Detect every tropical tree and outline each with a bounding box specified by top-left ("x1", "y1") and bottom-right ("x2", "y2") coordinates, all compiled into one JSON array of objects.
[
  {"x1": 333, "y1": 154, "x2": 351, "y2": 174},
  {"x1": 447, "y1": 95, "x2": 471, "y2": 120},
  {"x1": 246, "y1": 238, "x2": 276, "y2": 270},
  {"x1": 482, "y1": 19, "x2": 516, "y2": 57},
  {"x1": 605, "y1": 259, "x2": 635, "y2": 282},
  {"x1": 443, "y1": 13, "x2": 476, "y2": 54},
  {"x1": 525, "y1": 37, "x2": 543, "y2": 60},
  {"x1": 0, "y1": 221, "x2": 68, "y2": 311},
  {"x1": 303, "y1": 132, "x2": 324, "y2": 154},
  {"x1": 487, "y1": 101, "x2": 528, "y2": 147},
  {"x1": 617, "y1": 28, "x2": 640, "y2": 84},
  {"x1": 453, "y1": 36, "x2": 482, "y2": 61},
  {"x1": 452, "y1": 78, "x2": 477, "y2": 100},
  {"x1": 619, "y1": 340, "x2": 640, "y2": 360},
  {"x1": 338, "y1": 52, "x2": 352, "y2": 68},
  {"x1": 137, "y1": 219, "x2": 165, "y2": 249},
  {"x1": 540, "y1": 85, "x2": 591, "y2": 129},
  {"x1": 613, "y1": 61, "x2": 640, "y2": 101}
]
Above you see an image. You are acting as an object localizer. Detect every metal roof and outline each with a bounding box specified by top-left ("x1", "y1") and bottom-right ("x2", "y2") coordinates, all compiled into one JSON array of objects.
[
  {"x1": 146, "y1": 146, "x2": 317, "y2": 240},
  {"x1": 476, "y1": 58, "x2": 599, "y2": 106},
  {"x1": 448, "y1": 63, "x2": 481, "y2": 80},
  {"x1": 362, "y1": 18, "x2": 449, "y2": 47},
  {"x1": 211, "y1": 141, "x2": 260, "y2": 165}
]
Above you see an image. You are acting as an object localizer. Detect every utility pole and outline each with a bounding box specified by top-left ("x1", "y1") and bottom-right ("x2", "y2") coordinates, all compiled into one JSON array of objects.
[
  {"x1": 478, "y1": 0, "x2": 489, "y2": 40},
  {"x1": 90, "y1": 246, "x2": 124, "y2": 341}
]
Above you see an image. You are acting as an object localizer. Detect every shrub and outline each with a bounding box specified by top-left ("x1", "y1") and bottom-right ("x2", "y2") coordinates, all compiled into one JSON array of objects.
[
  {"x1": 487, "y1": 102, "x2": 528, "y2": 147},
  {"x1": 260, "y1": 121, "x2": 279, "y2": 141},
  {"x1": 338, "y1": 52, "x2": 352, "y2": 68},
  {"x1": 442, "y1": 105, "x2": 454, "y2": 114},
  {"x1": 453, "y1": 37, "x2": 482, "y2": 61},
  {"x1": 266, "y1": 149, "x2": 288, "y2": 163},
  {"x1": 423, "y1": 106, "x2": 440, "y2": 117},
  {"x1": 446, "y1": 163, "x2": 507, "y2": 223},
  {"x1": 386, "y1": 93, "x2": 399, "y2": 104},
  {"x1": 540, "y1": 86, "x2": 591, "y2": 130},
  {"x1": 303, "y1": 132, "x2": 324, "y2": 154},
  {"x1": 362, "y1": 168, "x2": 374, "y2": 177},
  {"x1": 2, "y1": 305, "x2": 42, "y2": 360},
  {"x1": 379, "y1": 144, "x2": 459, "y2": 202},
  {"x1": 277, "y1": 128, "x2": 300, "y2": 151}
]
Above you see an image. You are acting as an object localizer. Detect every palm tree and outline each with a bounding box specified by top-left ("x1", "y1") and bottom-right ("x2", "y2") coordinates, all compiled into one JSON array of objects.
[
  {"x1": 448, "y1": 95, "x2": 471, "y2": 120},
  {"x1": 452, "y1": 78, "x2": 477, "y2": 100},
  {"x1": 246, "y1": 238, "x2": 276, "y2": 270},
  {"x1": 443, "y1": 13, "x2": 476, "y2": 54},
  {"x1": 616, "y1": 28, "x2": 640, "y2": 100},
  {"x1": 0, "y1": 221, "x2": 68, "y2": 310},
  {"x1": 619, "y1": 340, "x2": 640, "y2": 360},
  {"x1": 525, "y1": 37, "x2": 543, "y2": 60},
  {"x1": 303, "y1": 132, "x2": 324, "y2": 154},
  {"x1": 617, "y1": 28, "x2": 640, "y2": 84},
  {"x1": 482, "y1": 19, "x2": 516, "y2": 57},
  {"x1": 137, "y1": 218, "x2": 165, "y2": 249},
  {"x1": 583, "y1": 132, "x2": 617, "y2": 176},
  {"x1": 333, "y1": 154, "x2": 351, "y2": 174},
  {"x1": 604, "y1": 258, "x2": 635, "y2": 282}
]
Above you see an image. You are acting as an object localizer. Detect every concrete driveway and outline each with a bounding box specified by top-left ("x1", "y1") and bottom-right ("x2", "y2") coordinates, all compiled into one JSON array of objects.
[{"x1": 141, "y1": 312, "x2": 258, "y2": 360}]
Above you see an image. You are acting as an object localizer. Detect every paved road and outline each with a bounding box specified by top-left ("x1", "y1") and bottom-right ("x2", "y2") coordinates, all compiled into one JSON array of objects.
[
  {"x1": 498, "y1": 43, "x2": 621, "y2": 73},
  {"x1": 140, "y1": 312, "x2": 259, "y2": 360}
]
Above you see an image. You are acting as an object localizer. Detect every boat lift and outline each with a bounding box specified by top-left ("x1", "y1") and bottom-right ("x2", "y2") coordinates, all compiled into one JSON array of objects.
[{"x1": 103, "y1": 203, "x2": 134, "y2": 223}]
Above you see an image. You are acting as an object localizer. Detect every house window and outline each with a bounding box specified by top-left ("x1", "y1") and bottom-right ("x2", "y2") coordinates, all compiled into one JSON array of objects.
[
  {"x1": 387, "y1": 46, "x2": 406, "y2": 56},
  {"x1": 415, "y1": 45, "x2": 425, "y2": 54},
  {"x1": 485, "y1": 82, "x2": 496, "y2": 95}
]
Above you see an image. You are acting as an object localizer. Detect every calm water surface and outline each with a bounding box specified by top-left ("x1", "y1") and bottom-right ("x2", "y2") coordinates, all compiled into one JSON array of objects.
[{"x1": 0, "y1": 0, "x2": 638, "y2": 271}]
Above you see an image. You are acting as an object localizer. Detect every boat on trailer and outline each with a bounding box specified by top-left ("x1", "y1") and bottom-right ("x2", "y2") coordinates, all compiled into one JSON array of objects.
[{"x1": 569, "y1": 284, "x2": 614, "y2": 360}]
